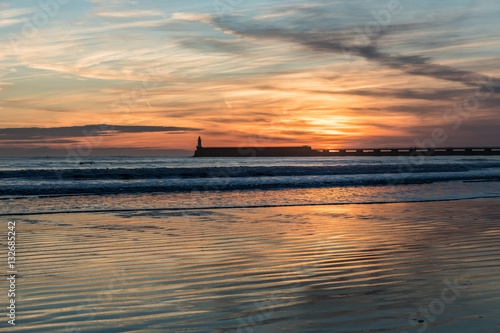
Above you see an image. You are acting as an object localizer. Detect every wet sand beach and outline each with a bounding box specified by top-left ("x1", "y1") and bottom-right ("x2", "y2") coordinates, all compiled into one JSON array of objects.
[{"x1": 3, "y1": 197, "x2": 500, "y2": 332}]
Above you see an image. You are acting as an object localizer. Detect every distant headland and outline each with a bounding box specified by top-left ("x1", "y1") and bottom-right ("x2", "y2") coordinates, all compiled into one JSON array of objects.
[{"x1": 193, "y1": 137, "x2": 500, "y2": 157}]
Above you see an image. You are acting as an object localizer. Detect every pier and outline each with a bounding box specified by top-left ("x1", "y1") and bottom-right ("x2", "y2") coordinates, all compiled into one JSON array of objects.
[
  {"x1": 318, "y1": 147, "x2": 500, "y2": 156},
  {"x1": 193, "y1": 138, "x2": 500, "y2": 157},
  {"x1": 194, "y1": 145, "x2": 500, "y2": 157}
]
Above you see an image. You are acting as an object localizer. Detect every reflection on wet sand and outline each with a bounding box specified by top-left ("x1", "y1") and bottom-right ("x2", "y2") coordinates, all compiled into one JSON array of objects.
[{"x1": 7, "y1": 198, "x2": 500, "y2": 332}]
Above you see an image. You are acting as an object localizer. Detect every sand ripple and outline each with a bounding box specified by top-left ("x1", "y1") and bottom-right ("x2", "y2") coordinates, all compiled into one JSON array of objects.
[{"x1": 6, "y1": 198, "x2": 500, "y2": 332}]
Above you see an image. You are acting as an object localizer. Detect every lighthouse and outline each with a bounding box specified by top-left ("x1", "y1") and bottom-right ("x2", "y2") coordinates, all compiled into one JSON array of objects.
[{"x1": 197, "y1": 136, "x2": 202, "y2": 149}]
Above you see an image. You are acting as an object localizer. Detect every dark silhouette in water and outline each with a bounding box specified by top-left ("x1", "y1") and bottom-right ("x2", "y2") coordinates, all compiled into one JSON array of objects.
[{"x1": 193, "y1": 137, "x2": 500, "y2": 157}]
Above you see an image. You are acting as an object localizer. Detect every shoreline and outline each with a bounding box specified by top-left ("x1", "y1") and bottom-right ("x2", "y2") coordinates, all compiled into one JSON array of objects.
[{"x1": 3, "y1": 194, "x2": 500, "y2": 217}]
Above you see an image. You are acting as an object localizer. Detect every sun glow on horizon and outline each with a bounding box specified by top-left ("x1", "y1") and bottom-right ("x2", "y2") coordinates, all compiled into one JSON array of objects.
[{"x1": 1, "y1": 0, "x2": 500, "y2": 153}]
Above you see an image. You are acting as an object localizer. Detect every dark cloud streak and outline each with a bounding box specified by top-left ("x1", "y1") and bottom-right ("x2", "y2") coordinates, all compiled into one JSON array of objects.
[
  {"x1": 212, "y1": 10, "x2": 500, "y2": 92},
  {"x1": 0, "y1": 124, "x2": 201, "y2": 142}
]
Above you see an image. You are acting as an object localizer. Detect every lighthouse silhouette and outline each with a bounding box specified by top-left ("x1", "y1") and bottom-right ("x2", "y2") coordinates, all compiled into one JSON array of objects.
[{"x1": 197, "y1": 136, "x2": 202, "y2": 149}]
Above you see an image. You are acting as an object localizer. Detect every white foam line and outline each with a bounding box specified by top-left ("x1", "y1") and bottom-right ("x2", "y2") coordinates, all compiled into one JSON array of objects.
[{"x1": 2, "y1": 195, "x2": 500, "y2": 216}]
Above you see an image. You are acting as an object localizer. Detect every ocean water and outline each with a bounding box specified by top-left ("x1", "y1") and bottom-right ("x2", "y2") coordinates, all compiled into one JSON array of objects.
[
  {"x1": 4, "y1": 156, "x2": 500, "y2": 332},
  {"x1": 2, "y1": 155, "x2": 500, "y2": 215}
]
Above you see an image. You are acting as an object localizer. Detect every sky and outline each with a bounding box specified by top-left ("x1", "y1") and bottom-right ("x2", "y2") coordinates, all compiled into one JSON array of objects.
[{"x1": 1, "y1": 0, "x2": 499, "y2": 154}]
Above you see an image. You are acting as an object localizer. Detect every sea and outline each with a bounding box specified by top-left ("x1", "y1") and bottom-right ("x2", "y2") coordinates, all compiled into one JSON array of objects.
[
  {"x1": 2, "y1": 154, "x2": 500, "y2": 215},
  {"x1": 3, "y1": 155, "x2": 500, "y2": 332}
]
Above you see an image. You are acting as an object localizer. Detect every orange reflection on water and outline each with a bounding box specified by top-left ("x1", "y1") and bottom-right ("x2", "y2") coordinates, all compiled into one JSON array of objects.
[{"x1": 10, "y1": 198, "x2": 500, "y2": 332}]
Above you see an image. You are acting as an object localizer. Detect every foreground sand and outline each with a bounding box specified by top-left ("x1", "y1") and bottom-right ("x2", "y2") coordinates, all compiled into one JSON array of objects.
[{"x1": 3, "y1": 198, "x2": 500, "y2": 332}]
